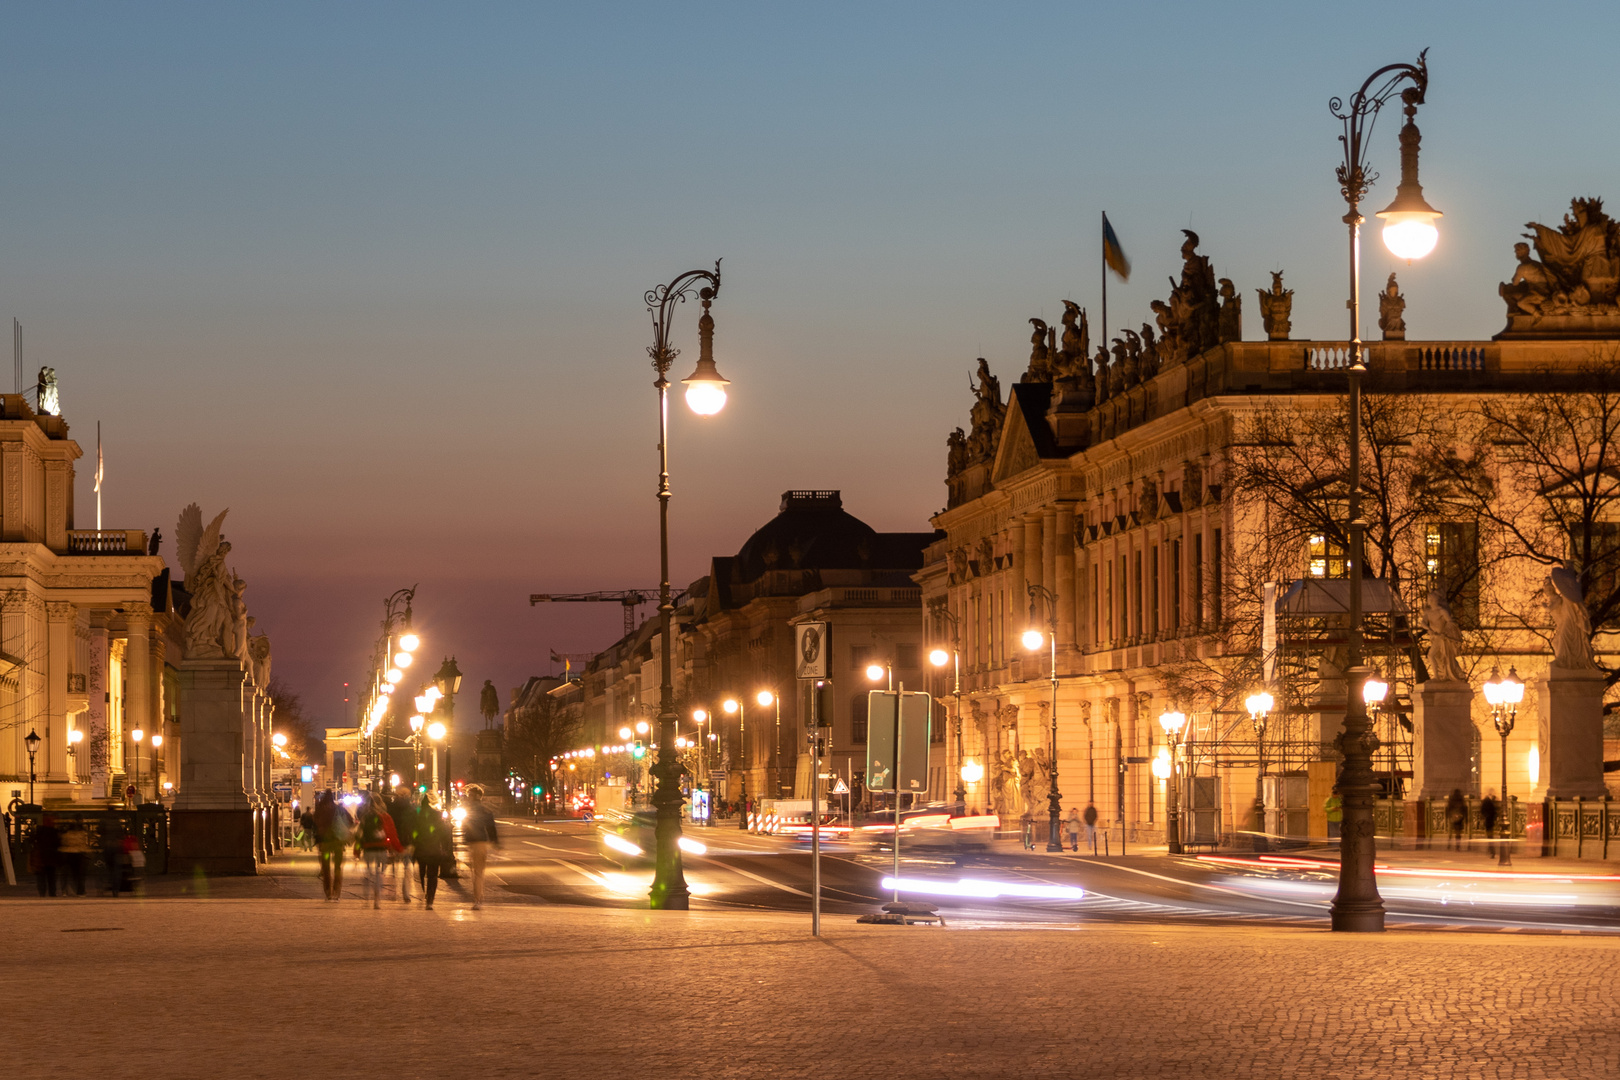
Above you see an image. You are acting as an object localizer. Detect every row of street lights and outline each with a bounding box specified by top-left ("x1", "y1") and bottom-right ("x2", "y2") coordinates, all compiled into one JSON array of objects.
[{"x1": 21, "y1": 725, "x2": 163, "y2": 807}]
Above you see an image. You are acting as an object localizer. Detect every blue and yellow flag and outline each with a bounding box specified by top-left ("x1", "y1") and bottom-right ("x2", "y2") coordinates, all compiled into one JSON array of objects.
[{"x1": 1102, "y1": 213, "x2": 1131, "y2": 281}]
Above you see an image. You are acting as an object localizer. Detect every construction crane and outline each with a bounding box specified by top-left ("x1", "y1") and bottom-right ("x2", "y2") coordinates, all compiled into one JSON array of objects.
[{"x1": 529, "y1": 589, "x2": 686, "y2": 638}]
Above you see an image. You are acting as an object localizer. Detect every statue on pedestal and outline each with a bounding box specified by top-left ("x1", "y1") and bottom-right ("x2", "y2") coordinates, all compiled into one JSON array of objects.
[
  {"x1": 1546, "y1": 566, "x2": 1598, "y2": 671},
  {"x1": 1257, "y1": 271, "x2": 1294, "y2": 341},
  {"x1": 1218, "y1": 278, "x2": 1242, "y2": 343},
  {"x1": 946, "y1": 427, "x2": 968, "y2": 476},
  {"x1": 1499, "y1": 197, "x2": 1620, "y2": 316},
  {"x1": 1023, "y1": 319, "x2": 1053, "y2": 383},
  {"x1": 176, "y1": 504, "x2": 234, "y2": 659},
  {"x1": 36, "y1": 367, "x2": 60, "y2": 417},
  {"x1": 1419, "y1": 590, "x2": 1464, "y2": 681}
]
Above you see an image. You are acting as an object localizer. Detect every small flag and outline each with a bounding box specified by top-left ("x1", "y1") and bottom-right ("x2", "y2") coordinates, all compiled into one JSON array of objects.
[{"x1": 1103, "y1": 213, "x2": 1131, "y2": 281}]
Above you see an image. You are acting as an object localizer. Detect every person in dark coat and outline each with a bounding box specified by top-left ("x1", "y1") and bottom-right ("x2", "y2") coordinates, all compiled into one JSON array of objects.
[
  {"x1": 1446, "y1": 788, "x2": 1468, "y2": 851},
  {"x1": 58, "y1": 818, "x2": 90, "y2": 895},
  {"x1": 413, "y1": 796, "x2": 453, "y2": 911},
  {"x1": 1480, "y1": 790, "x2": 1500, "y2": 855},
  {"x1": 32, "y1": 815, "x2": 61, "y2": 897},
  {"x1": 388, "y1": 790, "x2": 419, "y2": 903}
]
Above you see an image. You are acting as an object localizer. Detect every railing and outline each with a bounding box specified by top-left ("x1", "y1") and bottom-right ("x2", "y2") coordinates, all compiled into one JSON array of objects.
[
  {"x1": 1416, "y1": 344, "x2": 1485, "y2": 372},
  {"x1": 1305, "y1": 345, "x2": 1354, "y2": 371},
  {"x1": 65, "y1": 529, "x2": 147, "y2": 555},
  {"x1": 7, "y1": 805, "x2": 169, "y2": 876}
]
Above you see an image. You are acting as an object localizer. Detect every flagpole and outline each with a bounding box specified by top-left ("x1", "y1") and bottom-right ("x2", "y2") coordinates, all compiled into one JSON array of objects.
[
  {"x1": 1101, "y1": 212, "x2": 1108, "y2": 347},
  {"x1": 96, "y1": 422, "x2": 103, "y2": 531}
]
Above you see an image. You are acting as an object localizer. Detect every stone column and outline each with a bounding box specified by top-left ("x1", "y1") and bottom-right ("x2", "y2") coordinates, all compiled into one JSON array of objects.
[
  {"x1": 1054, "y1": 504, "x2": 1076, "y2": 650},
  {"x1": 170, "y1": 656, "x2": 256, "y2": 875},
  {"x1": 1041, "y1": 508, "x2": 1058, "y2": 615},
  {"x1": 1411, "y1": 679, "x2": 1474, "y2": 799},
  {"x1": 1534, "y1": 667, "x2": 1606, "y2": 799},
  {"x1": 125, "y1": 604, "x2": 152, "y2": 799},
  {"x1": 87, "y1": 622, "x2": 110, "y2": 801},
  {"x1": 1022, "y1": 514, "x2": 1043, "y2": 612},
  {"x1": 1008, "y1": 519, "x2": 1027, "y2": 606},
  {"x1": 45, "y1": 602, "x2": 74, "y2": 786}
]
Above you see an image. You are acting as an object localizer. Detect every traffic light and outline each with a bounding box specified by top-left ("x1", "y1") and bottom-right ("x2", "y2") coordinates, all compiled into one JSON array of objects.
[
  {"x1": 631, "y1": 741, "x2": 646, "y2": 760},
  {"x1": 532, "y1": 785, "x2": 543, "y2": 796}
]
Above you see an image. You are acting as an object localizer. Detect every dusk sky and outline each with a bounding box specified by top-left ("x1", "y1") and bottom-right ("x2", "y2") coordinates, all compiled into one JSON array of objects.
[{"x1": 4, "y1": 2, "x2": 1617, "y2": 733}]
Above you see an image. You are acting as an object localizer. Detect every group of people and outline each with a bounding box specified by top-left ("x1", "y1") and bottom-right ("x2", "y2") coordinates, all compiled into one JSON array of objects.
[
  {"x1": 304, "y1": 784, "x2": 499, "y2": 909},
  {"x1": 28, "y1": 815, "x2": 145, "y2": 897},
  {"x1": 1445, "y1": 788, "x2": 1507, "y2": 852}
]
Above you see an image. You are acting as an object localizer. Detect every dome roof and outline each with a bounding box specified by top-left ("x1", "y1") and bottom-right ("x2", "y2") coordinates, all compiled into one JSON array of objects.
[{"x1": 733, "y1": 491, "x2": 880, "y2": 581}]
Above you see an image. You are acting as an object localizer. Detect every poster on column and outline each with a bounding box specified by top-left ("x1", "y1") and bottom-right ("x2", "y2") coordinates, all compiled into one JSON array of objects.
[{"x1": 87, "y1": 632, "x2": 108, "y2": 800}]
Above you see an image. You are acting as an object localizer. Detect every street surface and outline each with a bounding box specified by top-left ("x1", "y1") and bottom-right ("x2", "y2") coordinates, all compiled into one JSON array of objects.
[
  {"x1": 486, "y1": 817, "x2": 1620, "y2": 934},
  {"x1": 8, "y1": 892, "x2": 1619, "y2": 1079}
]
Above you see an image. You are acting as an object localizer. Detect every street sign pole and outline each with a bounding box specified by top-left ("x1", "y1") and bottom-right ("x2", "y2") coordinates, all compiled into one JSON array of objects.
[
  {"x1": 893, "y1": 677, "x2": 903, "y2": 904},
  {"x1": 810, "y1": 679, "x2": 822, "y2": 937}
]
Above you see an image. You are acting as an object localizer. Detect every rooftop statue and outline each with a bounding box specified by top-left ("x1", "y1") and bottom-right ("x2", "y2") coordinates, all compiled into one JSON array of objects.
[
  {"x1": 1055, "y1": 302, "x2": 1090, "y2": 378},
  {"x1": 964, "y1": 358, "x2": 1006, "y2": 466},
  {"x1": 1378, "y1": 273, "x2": 1407, "y2": 340},
  {"x1": 946, "y1": 426, "x2": 968, "y2": 476},
  {"x1": 1139, "y1": 324, "x2": 1161, "y2": 379},
  {"x1": 1092, "y1": 344, "x2": 1112, "y2": 405},
  {"x1": 1218, "y1": 278, "x2": 1242, "y2": 343},
  {"x1": 1122, "y1": 330, "x2": 1143, "y2": 386},
  {"x1": 36, "y1": 367, "x2": 60, "y2": 417},
  {"x1": 1500, "y1": 197, "x2": 1620, "y2": 317},
  {"x1": 1257, "y1": 271, "x2": 1294, "y2": 341}
]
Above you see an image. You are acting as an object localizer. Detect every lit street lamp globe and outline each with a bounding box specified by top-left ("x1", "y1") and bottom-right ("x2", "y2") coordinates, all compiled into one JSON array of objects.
[
  {"x1": 427, "y1": 721, "x2": 447, "y2": 741},
  {"x1": 1021, "y1": 628, "x2": 1045, "y2": 651},
  {"x1": 928, "y1": 648, "x2": 950, "y2": 668}
]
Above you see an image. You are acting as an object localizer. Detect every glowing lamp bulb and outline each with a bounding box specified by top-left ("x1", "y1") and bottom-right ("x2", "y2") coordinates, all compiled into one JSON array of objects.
[
  {"x1": 399, "y1": 633, "x2": 420, "y2": 652},
  {"x1": 395, "y1": 652, "x2": 413, "y2": 668},
  {"x1": 684, "y1": 381, "x2": 728, "y2": 416},
  {"x1": 386, "y1": 668, "x2": 404, "y2": 684},
  {"x1": 865, "y1": 664, "x2": 886, "y2": 683},
  {"x1": 692, "y1": 709, "x2": 707, "y2": 723},
  {"x1": 635, "y1": 720, "x2": 649, "y2": 735},
  {"x1": 272, "y1": 732, "x2": 288, "y2": 747},
  {"x1": 131, "y1": 728, "x2": 144, "y2": 743},
  {"x1": 756, "y1": 690, "x2": 774, "y2": 707},
  {"x1": 722, "y1": 699, "x2": 738, "y2": 714},
  {"x1": 1021, "y1": 629, "x2": 1045, "y2": 651},
  {"x1": 427, "y1": 721, "x2": 447, "y2": 741},
  {"x1": 929, "y1": 648, "x2": 950, "y2": 668},
  {"x1": 1380, "y1": 215, "x2": 1439, "y2": 261},
  {"x1": 619, "y1": 726, "x2": 632, "y2": 740},
  {"x1": 150, "y1": 734, "x2": 162, "y2": 748},
  {"x1": 960, "y1": 760, "x2": 984, "y2": 784}
]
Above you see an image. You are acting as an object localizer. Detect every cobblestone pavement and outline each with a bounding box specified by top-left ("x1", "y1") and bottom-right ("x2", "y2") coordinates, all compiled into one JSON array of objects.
[{"x1": 10, "y1": 895, "x2": 1619, "y2": 1079}]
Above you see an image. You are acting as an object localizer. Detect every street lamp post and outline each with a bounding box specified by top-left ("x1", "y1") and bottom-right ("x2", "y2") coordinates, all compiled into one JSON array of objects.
[
  {"x1": 433, "y1": 656, "x2": 462, "y2": 798},
  {"x1": 1482, "y1": 666, "x2": 1524, "y2": 867},
  {"x1": 150, "y1": 733, "x2": 163, "y2": 800},
  {"x1": 1022, "y1": 584, "x2": 1063, "y2": 853},
  {"x1": 131, "y1": 727, "x2": 144, "y2": 804},
  {"x1": 1363, "y1": 670, "x2": 1390, "y2": 835},
  {"x1": 24, "y1": 728, "x2": 41, "y2": 805},
  {"x1": 645, "y1": 261, "x2": 729, "y2": 911},
  {"x1": 1158, "y1": 711, "x2": 1186, "y2": 854},
  {"x1": 723, "y1": 697, "x2": 748, "y2": 830},
  {"x1": 1245, "y1": 691, "x2": 1274, "y2": 844},
  {"x1": 1328, "y1": 51, "x2": 1442, "y2": 933},
  {"x1": 756, "y1": 690, "x2": 782, "y2": 798},
  {"x1": 929, "y1": 606, "x2": 966, "y2": 816},
  {"x1": 866, "y1": 661, "x2": 907, "y2": 902}
]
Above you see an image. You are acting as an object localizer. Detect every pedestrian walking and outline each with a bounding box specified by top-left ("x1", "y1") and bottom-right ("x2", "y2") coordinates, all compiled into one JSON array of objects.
[
  {"x1": 1446, "y1": 788, "x2": 1467, "y2": 851},
  {"x1": 1020, "y1": 814, "x2": 1035, "y2": 852},
  {"x1": 314, "y1": 791, "x2": 353, "y2": 901},
  {"x1": 1325, "y1": 792, "x2": 1343, "y2": 840},
  {"x1": 389, "y1": 789, "x2": 418, "y2": 903},
  {"x1": 357, "y1": 793, "x2": 401, "y2": 909},
  {"x1": 1083, "y1": 802, "x2": 1099, "y2": 854},
  {"x1": 1064, "y1": 806, "x2": 1082, "y2": 852},
  {"x1": 31, "y1": 815, "x2": 61, "y2": 897},
  {"x1": 1480, "y1": 790, "x2": 1500, "y2": 856},
  {"x1": 413, "y1": 795, "x2": 452, "y2": 911},
  {"x1": 101, "y1": 821, "x2": 129, "y2": 896},
  {"x1": 461, "y1": 785, "x2": 499, "y2": 910},
  {"x1": 58, "y1": 818, "x2": 89, "y2": 895},
  {"x1": 297, "y1": 805, "x2": 316, "y2": 851}
]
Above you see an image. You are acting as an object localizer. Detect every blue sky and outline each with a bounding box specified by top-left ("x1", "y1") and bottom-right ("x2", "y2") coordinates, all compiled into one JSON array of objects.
[{"x1": 2, "y1": 2, "x2": 1615, "y2": 729}]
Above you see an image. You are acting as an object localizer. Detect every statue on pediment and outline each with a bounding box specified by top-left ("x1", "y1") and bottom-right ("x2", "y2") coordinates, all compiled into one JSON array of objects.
[
  {"x1": 965, "y1": 358, "x2": 1006, "y2": 465},
  {"x1": 1500, "y1": 198, "x2": 1620, "y2": 319},
  {"x1": 1055, "y1": 302, "x2": 1090, "y2": 378},
  {"x1": 1218, "y1": 278, "x2": 1242, "y2": 343},
  {"x1": 1175, "y1": 230, "x2": 1221, "y2": 356},
  {"x1": 1150, "y1": 299, "x2": 1185, "y2": 365},
  {"x1": 1023, "y1": 319, "x2": 1053, "y2": 383},
  {"x1": 1258, "y1": 271, "x2": 1294, "y2": 341}
]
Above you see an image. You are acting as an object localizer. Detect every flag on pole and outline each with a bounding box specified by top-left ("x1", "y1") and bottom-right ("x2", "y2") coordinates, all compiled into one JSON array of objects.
[
  {"x1": 95, "y1": 422, "x2": 104, "y2": 531},
  {"x1": 1102, "y1": 213, "x2": 1131, "y2": 280}
]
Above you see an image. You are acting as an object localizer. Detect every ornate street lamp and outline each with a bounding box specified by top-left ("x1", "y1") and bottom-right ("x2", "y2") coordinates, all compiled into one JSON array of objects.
[
  {"x1": 1158, "y1": 710, "x2": 1187, "y2": 854},
  {"x1": 645, "y1": 262, "x2": 727, "y2": 910},
  {"x1": 1328, "y1": 51, "x2": 1442, "y2": 933},
  {"x1": 1482, "y1": 665, "x2": 1524, "y2": 866},
  {"x1": 722, "y1": 697, "x2": 747, "y2": 830},
  {"x1": 1245, "y1": 690, "x2": 1274, "y2": 842},
  {"x1": 1022, "y1": 583, "x2": 1063, "y2": 853},
  {"x1": 24, "y1": 728, "x2": 41, "y2": 805}
]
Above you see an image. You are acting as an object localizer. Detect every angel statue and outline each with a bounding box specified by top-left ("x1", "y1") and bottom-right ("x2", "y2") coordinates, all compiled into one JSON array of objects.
[
  {"x1": 176, "y1": 503, "x2": 234, "y2": 658},
  {"x1": 247, "y1": 624, "x2": 273, "y2": 689},
  {"x1": 1419, "y1": 590, "x2": 1465, "y2": 682},
  {"x1": 1546, "y1": 566, "x2": 1598, "y2": 671}
]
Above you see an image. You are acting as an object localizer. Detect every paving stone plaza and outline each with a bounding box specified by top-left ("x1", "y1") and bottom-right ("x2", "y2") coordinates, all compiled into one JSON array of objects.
[{"x1": 10, "y1": 896, "x2": 1618, "y2": 1079}]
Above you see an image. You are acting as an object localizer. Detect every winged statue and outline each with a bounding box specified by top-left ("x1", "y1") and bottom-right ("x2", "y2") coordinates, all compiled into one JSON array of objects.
[{"x1": 176, "y1": 503, "x2": 235, "y2": 659}]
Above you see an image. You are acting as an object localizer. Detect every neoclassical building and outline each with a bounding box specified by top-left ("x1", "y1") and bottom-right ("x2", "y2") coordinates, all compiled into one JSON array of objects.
[
  {"x1": 0, "y1": 390, "x2": 168, "y2": 808},
  {"x1": 920, "y1": 204, "x2": 1620, "y2": 846}
]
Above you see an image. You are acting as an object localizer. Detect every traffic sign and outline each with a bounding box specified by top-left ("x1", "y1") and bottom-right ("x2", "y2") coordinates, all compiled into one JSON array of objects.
[
  {"x1": 865, "y1": 690, "x2": 931, "y2": 793},
  {"x1": 831, "y1": 778, "x2": 849, "y2": 795}
]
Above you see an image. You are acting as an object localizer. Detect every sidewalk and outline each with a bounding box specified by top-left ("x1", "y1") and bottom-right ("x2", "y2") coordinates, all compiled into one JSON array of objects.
[{"x1": 8, "y1": 893, "x2": 1619, "y2": 1079}]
